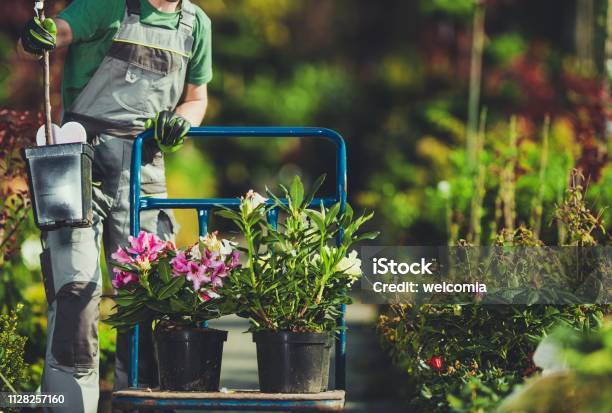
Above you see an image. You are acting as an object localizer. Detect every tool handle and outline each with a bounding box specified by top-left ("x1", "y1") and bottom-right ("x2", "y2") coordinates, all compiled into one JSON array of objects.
[{"x1": 40, "y1": 2, "x2": 53, "y2": 145}]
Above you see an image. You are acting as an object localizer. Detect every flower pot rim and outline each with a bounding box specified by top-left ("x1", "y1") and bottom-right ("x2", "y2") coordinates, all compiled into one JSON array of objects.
[
  {"x1": 154, "y1": 325, "x2": 228, "y2": 342},
  {"x1": 252, "y1": 330, "x2": 331, "y2": 344}
]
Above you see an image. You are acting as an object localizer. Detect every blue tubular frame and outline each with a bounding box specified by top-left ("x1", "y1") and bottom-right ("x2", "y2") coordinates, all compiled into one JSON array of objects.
[{"x1": 128, "y1": 126, "x2": 348, "y2": 392}]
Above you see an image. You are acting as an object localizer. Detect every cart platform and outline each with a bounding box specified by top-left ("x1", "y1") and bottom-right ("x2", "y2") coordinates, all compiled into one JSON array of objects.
[{"x1": 113, "y1": 389, "x2": 346, "y2": 411}]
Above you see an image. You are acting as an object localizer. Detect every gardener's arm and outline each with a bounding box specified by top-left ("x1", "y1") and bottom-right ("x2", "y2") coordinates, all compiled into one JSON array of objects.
[
  {"x1": 17, "y1": 18, "x2": 72, "y2": 60},
  {"x1": 175, "y1": 83, "x2": 209, "y2": 127}
]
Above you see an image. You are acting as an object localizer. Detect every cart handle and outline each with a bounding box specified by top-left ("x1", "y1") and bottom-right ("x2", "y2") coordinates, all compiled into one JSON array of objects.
[
  {"x1": 130, "y1": 127, "x2": 347, "y2": 235},
  {"x1": 128, "y1": 126, "x2": 348, "y2": 391}
]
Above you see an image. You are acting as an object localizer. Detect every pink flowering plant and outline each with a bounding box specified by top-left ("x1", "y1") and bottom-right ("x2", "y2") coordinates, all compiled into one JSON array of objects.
[{"x1": 106, "y1": 231, "x2": 240, "y2": 329}]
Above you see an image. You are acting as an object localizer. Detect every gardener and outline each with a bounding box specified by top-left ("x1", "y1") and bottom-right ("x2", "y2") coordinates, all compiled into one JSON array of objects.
[{"x1": 17, "y1": 0, "x2": 212, "y2": 411}]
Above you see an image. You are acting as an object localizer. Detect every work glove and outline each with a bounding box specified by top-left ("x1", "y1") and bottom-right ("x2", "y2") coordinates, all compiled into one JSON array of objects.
[
  {"x1": 20, "y1": 17, "x2": 57, "y2": 55},
  {"x1": 144, "y1": 110, "x2": 191, "y2": 153}
]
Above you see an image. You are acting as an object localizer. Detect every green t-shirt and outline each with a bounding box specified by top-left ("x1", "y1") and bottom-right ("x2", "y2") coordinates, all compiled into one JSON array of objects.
[{"x1": 58, "y1": 0, "x2": 212, "y2": 110}]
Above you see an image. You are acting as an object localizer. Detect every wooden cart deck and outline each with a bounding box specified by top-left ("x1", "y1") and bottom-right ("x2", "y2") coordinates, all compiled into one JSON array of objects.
[{"x1": 112, "y1": 389, "x2": 346, "y2": 411}]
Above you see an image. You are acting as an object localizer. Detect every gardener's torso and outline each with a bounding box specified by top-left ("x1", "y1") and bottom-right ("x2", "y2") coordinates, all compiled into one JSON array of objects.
[{"x1": 60, "y1": 0, "x2": 211, "y2": 136}]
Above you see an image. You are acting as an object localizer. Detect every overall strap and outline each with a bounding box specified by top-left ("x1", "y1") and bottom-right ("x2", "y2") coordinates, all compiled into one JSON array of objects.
[
  {"x1": 125, "y1": 0, "x2": 195, "y2": 33},
  {"x1": 126, "y1": 0, "x2": 140, "y2": 16},
  {"x1": 178, "y1": 0, "x2": 196, "y2": 33}
]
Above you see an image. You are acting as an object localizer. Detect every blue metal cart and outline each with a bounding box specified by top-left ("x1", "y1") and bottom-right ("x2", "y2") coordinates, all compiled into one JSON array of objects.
[{"x1": 112, "y1": 126, "x2": 348, "y2": 411}]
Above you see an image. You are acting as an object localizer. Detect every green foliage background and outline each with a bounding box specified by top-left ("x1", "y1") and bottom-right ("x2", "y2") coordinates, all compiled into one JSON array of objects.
[{"x1": 0, "y1": 0, "x2": 611, "y2": 400}]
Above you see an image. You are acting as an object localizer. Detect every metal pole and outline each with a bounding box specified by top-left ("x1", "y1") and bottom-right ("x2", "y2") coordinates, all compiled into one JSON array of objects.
[
  {"x1": 335, "y1": 135, "x2": 347, "y2": 391},
  {"x1": 37, "y1": 1, "x2": 53, "y2": 145},
  {"x1": 128, "y1": 133, "x2": 148, "y2": 388},
  {"x1": 197, "y1": 208, "x2": 209, "y2": 237}
]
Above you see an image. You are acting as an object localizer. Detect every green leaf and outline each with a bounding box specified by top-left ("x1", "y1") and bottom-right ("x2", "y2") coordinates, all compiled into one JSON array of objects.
[
  {"x1": 215, "y1": 209, "x2": 244, "y2": 230},
  {"x1": 105, "y1": 303, "x2": 152, "y2": 329},
  {"x1": 145, "y1": 300, "x2": 171, "y2": 313},
  {"x1": 340, "y1": 203, "x2": 354, "y2": 224},
  {"x1": 157, "y1": 276, "x2": 186, "y2": 300},
  {"x1": 306, "y1": 210, "x2": 325, "y2": 231},
  {"x1": 112, "y1": 295, "x2": 138, "y2": 307},
  {"x1": 325, "y1": 202, "x2": 341, "y2": 225},
  {"x1": 170, "y1": 297, "x2": 192, "y2": 312},
  {"x1": 304, "y1": 174, "x2": 326, "y2": 207},
  {"x1": 278, "y1": 183, "x2": 290, "y2": 198},
  {"x1": 289, "y1": 175, "x2": 304, "y2": 209},
  {"x1": 354, "y1": 231, "x2": 380, "y2": 243},
  {"x1": 265, "y1": 187, "x2": 290, "y2": 212},
  {"x1": 215, "y1": 209, "x2": 239, "y2": 220},
  {"x1": 158, "y1": 261, "x2": 172, "y2": 283}
]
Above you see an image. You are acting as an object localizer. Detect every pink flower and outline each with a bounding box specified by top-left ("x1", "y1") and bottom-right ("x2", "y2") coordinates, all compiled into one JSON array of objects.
[
  {"x1": 126, "y1": 231, "x2": 166, "y2": 262},
  {"x1": 111, "y1": 247, "x2": 133, "y2": 264},
  {"x1": 186, "y1": 262, "x2": 210, "y2": 291},
  {"x1": 211, "y1": 276, "x2": 224, "y2": 288},
  {"x1": 229, "y1": 251, "x2": 241, "y2": 269},
  {"x1": 171, "y1": 251, "x2": 190, "y2": 275},
  {"x1": 112, "y1": 268, "x2": 139, "y2": 289},
  {"x1": 165, "y1": 240, "x2": 177, "y2": 251},
  {"x1": 209, "y1": 260, "x2": 227, "y2": 278}
]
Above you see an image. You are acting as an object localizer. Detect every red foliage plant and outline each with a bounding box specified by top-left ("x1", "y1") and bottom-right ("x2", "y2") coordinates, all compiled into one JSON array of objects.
[{"x1": 0, "y1": 109, "x2": 40, "y2": 263}]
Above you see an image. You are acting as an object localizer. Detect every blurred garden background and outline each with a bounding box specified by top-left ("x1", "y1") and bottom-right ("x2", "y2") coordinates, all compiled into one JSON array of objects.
[{"x1": 1, "y1": 0, "x2": 611, "y2": 412}]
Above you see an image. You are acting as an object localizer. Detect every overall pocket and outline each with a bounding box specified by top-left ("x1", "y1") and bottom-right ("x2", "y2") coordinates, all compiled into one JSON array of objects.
[{"x1": 111, "y1": 59, "x2": 174, "y2": 116}]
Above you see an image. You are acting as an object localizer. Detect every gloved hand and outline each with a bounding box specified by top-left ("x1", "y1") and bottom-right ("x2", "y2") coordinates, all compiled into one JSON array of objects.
[
  {"x1": 20, "y1": 17, "x2": 57, "y2": 55},
  {"x1": 144, "y1": 110, "x2": 191, "y2": 153}
]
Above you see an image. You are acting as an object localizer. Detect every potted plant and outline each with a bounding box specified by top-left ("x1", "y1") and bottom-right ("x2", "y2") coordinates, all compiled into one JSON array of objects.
[
  {"x1": 217, "y1": 175, "x2": 378, "y2": 393},
  {"x1": 106, "y1": 230, "x2": 240, "y2": 391}
]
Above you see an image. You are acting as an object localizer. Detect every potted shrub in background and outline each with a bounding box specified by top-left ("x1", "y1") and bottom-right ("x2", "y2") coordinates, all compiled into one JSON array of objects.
[
  {"x1": 217, "y1": 175, "x2": 378, "y2": 393},
  {"x1": 106, "y1": 231, "x2": 240, "y2": 391}
]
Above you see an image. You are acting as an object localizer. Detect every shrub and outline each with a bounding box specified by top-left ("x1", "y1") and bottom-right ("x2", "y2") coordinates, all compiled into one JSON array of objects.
[
  {"x1": 377, "y1": 169, "x2": 609, "y2": 412},
  {"x1": 378, "y1": 304, "x2": 606, "y2": 412},
  {"x1": 0, "y1": 304, "x2": 28, "y2": 392}
]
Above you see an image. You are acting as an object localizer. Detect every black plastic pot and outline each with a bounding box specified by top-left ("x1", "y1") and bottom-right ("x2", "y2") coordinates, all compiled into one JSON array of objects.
[
  {"x1": 253, "y1": 331, "x2": 331, "y2": 393},
  {"x1": 23, "y1": 143, "x2": 94, "y2": 230},
  {"x1": 154, "y1": 325, "x2": 227, "y2": 391},
  {"x1": 321, "y1": 336, "x2": 334, "y2": 391}
]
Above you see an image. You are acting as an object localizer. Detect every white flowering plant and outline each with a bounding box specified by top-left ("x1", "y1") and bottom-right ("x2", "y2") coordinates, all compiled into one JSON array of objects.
[{"x1": 216, "y1": 175, "x2": 378, "y2": 332}]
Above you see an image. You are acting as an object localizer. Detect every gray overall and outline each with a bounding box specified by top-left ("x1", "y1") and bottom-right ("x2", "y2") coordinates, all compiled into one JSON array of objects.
[{"x1": 40, "y1": 1, "x2": 195, "y2": 411}]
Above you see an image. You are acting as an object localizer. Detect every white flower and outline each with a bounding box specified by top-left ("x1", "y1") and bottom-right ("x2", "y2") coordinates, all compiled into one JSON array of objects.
[
  {"x1": 189, "y1": 244, "x2": 202, "y2": 259},
  {"x1": 335, "y1": 250, "x2": 362, "y2": 284},
  {"x1": 242, "y1": 190, "x2": 267, "y2": 214},
  {"x1": 200, "y1": 231, "x2": 223, "y2": 254},
  {"x1": 220, "y1": 239, "x2": 236, "y2": 256}
]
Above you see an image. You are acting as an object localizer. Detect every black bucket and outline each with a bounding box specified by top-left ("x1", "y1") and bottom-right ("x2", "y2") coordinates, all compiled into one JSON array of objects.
[
  {"x1": 22, "y1": 143, "x2": 94, "y2": 230},
  {"x1": 253, "y1": 331, "x2": 331, "y2": 393},
  {"x1": 321, "y1": 336, "x2": 334, "y2": 391},
  {"x1": 154, "y1": 325, "x2": 228, "y2": 391}
]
